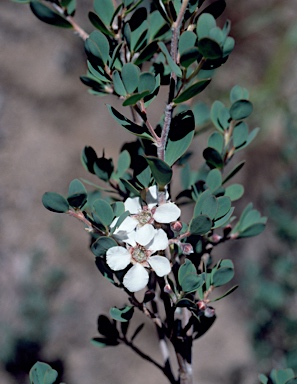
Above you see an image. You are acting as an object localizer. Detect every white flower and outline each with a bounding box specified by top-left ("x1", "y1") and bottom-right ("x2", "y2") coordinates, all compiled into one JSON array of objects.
[
  {"x1": 110, "y1": 215, "x2": 138, "y2": 243},
  {"x1": 106, "y1": 224, "x2": 171, "y2": 292},
  {"x1": 124, "y1": 186, "x2": 181, "y2": 226}
]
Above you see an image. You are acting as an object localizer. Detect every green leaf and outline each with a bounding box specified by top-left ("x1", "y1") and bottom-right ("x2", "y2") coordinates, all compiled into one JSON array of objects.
[
  {"x1": 214, "y1": 196, "x2": 231, "y2": 220},
  {"x1": 165, "y1": 110, "x2": 195, "y2": 166},
  {"x1": 91, "y1": 337, "x2": 119, "y2": 347},
  {"x1": 203, "y1": 147, "x2": 224, "y2": 168},
  {"x1": 193, "y1": 189, "x2": 212, "y2": 216},
  {"x1": 173, "y1": 79, "x2": 211, "y2": 104},
  {"x1": 93, "y1": 199, "x2": 114, "y2": 226},
  {"x1": 145, "y1": 156, "x2": 172, "y2": 188},
  {"x1": 193, "y1": 102, "x2": 210, "y2": 126},
  {"x1": 212, "y1": 259, "x2": 234, "y2": 287},
  {"x1": 206, "y1": 169, "x2": 222, "y2": 192},
  {"x1": 212, "y1": 207, "x2": 234, "y2": 229},
  {"x1": 42, "y1": 192, "x2": 69, "y2": 213},
  {"x1": 178, "y1": 259, "x2": 204, "y2": 293},
  {"x1": 81, "y1": 146, "x2": 97, "y2": 174},
  {"x1": 111, "y1": 202, "x2": 125, "y2": 217},
  {"x1": 208, "y1": 132, "x2": 224, "y2": 153},
  {"x1": 120, "y1": 178, "x2": 140, "y2": 196},
  {"x1": 223, "y1": 36, "x2": 235, "y2": 56},
  {"x1": 230, "y1": 100, "x2": 253, "y2": 120},
  {"x1": 134, "y1": 41, "x2": 159, "y2": 65},
  {"x1": 180, "y1": 47, "x2": 201, "y2": 68},
  {"x1": 258, "y1": 374, "x2": 269, "y2": 384},
  {"x1": 230, "y1": 85, "x2": 249, "y2": 103},
  {"x1": 197, "y1": 13, "x2": 216, "y2": 39},
  {"x1": 222, "y1": 161, "x2": 245, "y2": 184},
  {"x1": 91, "y1": 236, "x2": 118, "y2": 257},
  {"x1": 211, "y1": 285, "x2": 238, "y2": 302},
  {"x1": 135, "y1": 164, "x2": 151, "y2": 187},
  {"x1": 198, "y1": 38, "x2": 222, "y2": 59},
  {"x1": 87, "y1": 30, "x2": 110, "y2": 65},
  {"x1": 239, "y1": 127, "x2": 260, "y2": 150},
  {"x1": 158, "y1": 42, "x2": 182, "y2": 78},
  {"x1": 271, "y1": 369, "x2": 296, "y2": 384},
  {"x1": 30, "y1": 1, "x2": 72, "y2": 28},
  {"x1": 210, "y1": 100, "x2": 228, "y2": 132},
  {"x1": 233, "y1": 122, "x2": 249, "y2": 148},
  {"x1": 116, "y1": 150, "x2": 131, "y2": 177},
  {"x1": 94, "y1": 0, "x2": 114, "y2": 26},
  {"x1": 138, "y1": 72, "x2": 156, "y2": 93},
  {"x1": 238, "y1": 223, "x2": 266, "y2": 238},
  {"x1": 94, "y1": 155, "x2": 114, "y2": 181},
  {"x1": 29, "y1": 362, "x2": 58, "y2": 384},
  {"x1": 88, "y1": 11, "x2": 114, "y2": 37},
  {"x1": 110, "y1": 306, "x2": 134, "y2": 322},
  {"x1": 225, "y1": 184, "x2": 244, "y2": 201},
  {"x1": 121, "y1": 63, "x2": 140, "y2": 94},
  {"x1": 200, "y1": 195, "x2": 218, "y2": 219},
  {"x1": 67, "y1": 179, "x2": 88, "y2": 208},
  {"x1": 61, "y1": 0, "x2": 76, "y2": 15},
  {"x1": 179, "y1": 31, "x2": 197, "y2": 55},
  {"x1": 107, "y1": 105, "x2": 153, "y2": 140},
  {"x1": 122, "y1": 91, "x2": 150, "y2": 106},
  {"x1": 190, "y1": 215, "x2": 212, "y2": 235},
  {"x1": 113, "y1": 71, "x2": 127, "y2": 96}
]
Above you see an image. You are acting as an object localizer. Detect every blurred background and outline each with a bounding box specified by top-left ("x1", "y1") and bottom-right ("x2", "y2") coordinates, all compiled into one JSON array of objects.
[{"x1": 1, "y1": 0, "x2": 297, "y2": 383}]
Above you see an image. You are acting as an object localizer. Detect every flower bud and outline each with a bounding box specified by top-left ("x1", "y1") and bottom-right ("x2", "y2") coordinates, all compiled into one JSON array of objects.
[
  {"x1": 164, "y1": 284, "x2": 173, "y2": 295},
  {"x1": 170, "y1": 220, "x2": 183, "y2": 233},
  {"x1": 211, "y1": 234, "x2": 222, "y2": 243},
  {"x1": 204, "y1": 307, "x2": 215, "y2": 318},
  {"x1": 197, "y1": 300, "x2": 207, "y2": 311},
  {"x1": 180, "y1": 242, "x2": 194, "y2": 255}
]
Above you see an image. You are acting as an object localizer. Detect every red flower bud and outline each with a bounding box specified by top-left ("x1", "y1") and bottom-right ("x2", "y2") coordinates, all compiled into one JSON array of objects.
[
  {"x1": 171, "y1": 220, "x2": 183, "y2": 232},
  {"x1": 180, "y1": 242, "x2": 194, "y2": 255}
]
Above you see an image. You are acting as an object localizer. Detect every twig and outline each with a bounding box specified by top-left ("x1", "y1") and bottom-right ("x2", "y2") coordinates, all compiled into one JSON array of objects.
[{"x1": 52, "y1": 3, "x2": 89, "y2": 41}]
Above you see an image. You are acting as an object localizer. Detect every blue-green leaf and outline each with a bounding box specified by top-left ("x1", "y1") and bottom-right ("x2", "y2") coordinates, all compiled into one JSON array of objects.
[
  {"x1": 42, "y1": 192, "x2": 69, "y2": 213},
  {"x1": 110, "y1": 306, "x2": 134, "y2": 322},
  {"x1": 93, "y1": 199, "x2": 114, "y2": 226},
  {"x1": 145, "y1": 156, "x2": 172, "y2": 188},
  {"x1": 190, "y1": 214, "x2": 212, "y2": 235},
  {"x1": 29, "y1": 362, "x2": 58, "y2": 384},
  {"x1": 107, "y1": 105, "x2": 153, "y2": 140},
  {"x1": 30, "y1": 1, "x2": 72, "y2": 28},
  {"x1": 173, "y1": 79, "x2": 211, "y2": 104}
]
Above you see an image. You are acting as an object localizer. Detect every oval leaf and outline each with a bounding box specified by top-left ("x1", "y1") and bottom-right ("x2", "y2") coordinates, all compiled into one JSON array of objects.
[
  {"x1": 30, "y1": 1, "x2": 72, "y2": 28},
  {"x1": 42, "y1": 192, "x2": 69, "y2": 213}
]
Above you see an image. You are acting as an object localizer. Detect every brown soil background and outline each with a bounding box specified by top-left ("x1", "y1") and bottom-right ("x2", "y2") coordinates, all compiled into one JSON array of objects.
[{"x1": 1, "y1": 1, "x2": 296, "y2": 383}]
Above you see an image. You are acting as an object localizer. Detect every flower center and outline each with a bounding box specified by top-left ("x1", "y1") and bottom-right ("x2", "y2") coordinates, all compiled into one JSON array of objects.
[
  {"x1": 132, "y1": 247, "x2": 147, "y2": 263},
  {"x1": 136, "y1": 210, "x2": 152, "y2": 226}
]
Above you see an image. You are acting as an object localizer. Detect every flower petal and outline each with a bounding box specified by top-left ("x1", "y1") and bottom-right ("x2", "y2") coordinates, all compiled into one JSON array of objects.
[
  {"x1": 124, "y1": 197, "x2": 141, "y2": 214},
  {"x1": 148, "y1": 228, "x2": 168, "y2": 252},
  {"x1": 134, "y1": 224, "x2": 156, "y2": 247},
  {"x1": 123, "y1": 264, "x2": 149, "y2": 292},
  {"x1": 148, "y1": 255, "x2": 171, "y2": 277},
  {"x1": 106, "y1": 246, "x2": 131, "y2": 271},
  {"x1": 153, "y1": 202, "x2": 181, "y2": 223},
  {"x1": 113, "y1": 216, "x2": 138, "y2": 234},
  {"x1": 146, "y1": 186, "x2": 169, "y2": 209}
]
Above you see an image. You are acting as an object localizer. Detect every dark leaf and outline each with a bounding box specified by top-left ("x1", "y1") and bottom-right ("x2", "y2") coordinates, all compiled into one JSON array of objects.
[
  {"x1": 42, "y1": 192, "x2": 69, "y2": 213},
  {"x1": 145, "y1": 156, "x2": 172, "y2": 188},
  {"x1": 203, "y1": 147, "x2": 224, "y2": 168},
  {"x1": 30, "y1": 1, "x2": 72, "y2": 28},
  {"x1": 173, "y1": 79, "x2": 211, "y2": 104}
]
